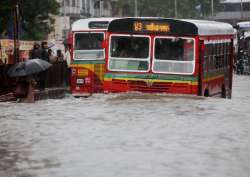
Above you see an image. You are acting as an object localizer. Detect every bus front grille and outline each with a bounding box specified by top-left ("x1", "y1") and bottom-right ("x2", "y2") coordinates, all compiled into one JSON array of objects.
[
  {"x1": 111, "y1": 79, "x2": 170, "y2": 92},
  {"x1": 128, "y1": 80, "x2": 172, "y2": 92},
  {"x1": 111, "y1": 79, "x2": 191, "y2": 93}
]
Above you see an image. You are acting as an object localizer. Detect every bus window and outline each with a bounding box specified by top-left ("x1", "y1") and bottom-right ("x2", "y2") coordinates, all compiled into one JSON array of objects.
[
  {"x1": 74, "y1": 32, "x2": 104, "y2": 60},
  {"x1": 153, "y1": 37, "x2": 195, "y2": 74},
  {"x1": 108, "y1": 35, "x2": 150, "y2": 72},
  {"x1": 204, "y1": 44, "x2": 210, "y2": 72}
]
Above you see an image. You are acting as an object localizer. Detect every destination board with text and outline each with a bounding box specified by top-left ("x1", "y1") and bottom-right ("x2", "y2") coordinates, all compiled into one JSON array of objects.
[
  {"x1": 89, "y1": 21, "x2": 109, "y2": 29},
  {"x1": 133, "y1": 21, "x2": 170, "y2": 33}
]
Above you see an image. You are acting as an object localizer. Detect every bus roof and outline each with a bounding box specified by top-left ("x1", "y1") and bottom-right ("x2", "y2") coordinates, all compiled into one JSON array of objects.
[
  {"x1": 108, "y1": 18, "x2": 234, "y2": 36},
  {"x1": 71, "y1": 17, "x2": 118, "y2": 31},
  {"x1": 237, "y1": 21, "x2": 250, "y2": 30}
]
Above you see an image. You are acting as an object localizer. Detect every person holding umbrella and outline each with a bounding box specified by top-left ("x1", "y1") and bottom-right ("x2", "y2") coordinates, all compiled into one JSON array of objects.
[
  {"x1": 14, "y1": 75, "x2": 36, "y2": 103},
  {"x1": 7, "y1": 58, "x2": 52, "y2": 103}
]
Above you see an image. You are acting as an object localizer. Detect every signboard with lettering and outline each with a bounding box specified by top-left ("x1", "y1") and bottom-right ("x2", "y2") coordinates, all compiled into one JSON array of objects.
[
  {"x1": 108, "y1": 18, "x2": 199, "y2": 35},
  {"x1": 89, "y1": 21, "x2": 109, "y2": 29},
  {"x1": 133, "y1": 21, "x2": 170, "y2": 33}
]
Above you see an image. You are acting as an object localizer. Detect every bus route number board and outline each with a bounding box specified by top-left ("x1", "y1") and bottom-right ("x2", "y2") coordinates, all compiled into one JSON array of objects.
[{"x1": 133, "y1": 21, "x2": 170, "y2": 33}]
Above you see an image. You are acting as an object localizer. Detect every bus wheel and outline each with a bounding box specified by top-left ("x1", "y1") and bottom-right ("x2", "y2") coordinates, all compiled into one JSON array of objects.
[
  {"x1": 204, "y1": 89, "x2": 209, "y2": 97},
  {"x1": 221, "y1": 85, "x2": 226, "y2": 98}
]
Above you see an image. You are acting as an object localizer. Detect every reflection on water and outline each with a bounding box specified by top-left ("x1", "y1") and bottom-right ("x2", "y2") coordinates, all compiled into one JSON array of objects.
[{"x1": 0, "y1": 75, "x2": 250, "y2": 177}]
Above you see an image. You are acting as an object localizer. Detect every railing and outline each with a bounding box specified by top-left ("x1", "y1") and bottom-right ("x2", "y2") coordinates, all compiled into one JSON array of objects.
[
  {"x1": 45, "y1": 61, "x2": 68, "y2": 88},
  {"x1": 0, "y1": 64, "x2": 13, "y2": 95}
]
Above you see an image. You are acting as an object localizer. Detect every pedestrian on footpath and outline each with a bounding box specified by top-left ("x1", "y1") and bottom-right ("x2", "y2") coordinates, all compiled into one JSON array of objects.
[
  {"x1": 29, "y1": 42, "x2": 42, "y2": 88},
  {"x1": 48, "y1": 49, "x2": 57, "y2": 63},
  {"x1": 14, "y1": 76, "x2": 36, "y2": 103},
  {"x1": 38, "y1": 41, "x2": 49, "y2": 90},
  {"x1": 30, "y1": 42, "x2": 41, "y2": 59},
  {"x1": 64, "y1": 45, "x2": 71, "y2": 86}
]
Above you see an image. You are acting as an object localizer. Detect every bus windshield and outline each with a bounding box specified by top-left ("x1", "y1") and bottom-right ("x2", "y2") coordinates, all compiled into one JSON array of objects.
[
  {"x1": 109, "y1": 35, "x2": 150, "y2": 72},
  {"x1": 74, "y1": 33, "x2": 104, "y2": 60},
  {"x1": 153, "y1": 37, "x2": 195, "y2": 74}
]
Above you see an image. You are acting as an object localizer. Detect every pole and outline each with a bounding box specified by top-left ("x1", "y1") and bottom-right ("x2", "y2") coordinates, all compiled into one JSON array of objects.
[
  {"x1": 211, "y1": 0, "x2": 214, "y2": 19},
  {"x1": 134, "y1": 0, "x2": 138, "y2": 17},
  {"x1": 174, "y1": 0, "x2": 177, "y2": 18},
  {"x1": 63, "y1": 0, "x2": 66, "y2": 39},
  {"x1": 84, "y1": 0, "x2": 87, "y2": 14},
  {"x1": 13, "y1": 1, "x2": 19, "y2": 63},
  {"x1": 241, "y1": 0, "x2": 243, "y2": 19},
  {"x1": 0, "y1": 43, "x2": 2, "y2": 63},
  {"x1": 100, "y1": 0, "x2": 103, "y2": 16}
]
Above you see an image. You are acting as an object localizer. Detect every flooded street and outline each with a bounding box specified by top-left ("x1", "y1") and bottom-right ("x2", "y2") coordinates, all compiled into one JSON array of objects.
[{"x1": 1, "y1": 75, "x2": 250, "y2": 177}]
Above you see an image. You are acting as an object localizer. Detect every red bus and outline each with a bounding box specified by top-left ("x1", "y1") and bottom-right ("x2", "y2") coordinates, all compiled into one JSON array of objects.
[
  {"x1": 68, "y1": 18, "x2": 117, "y2": 97},
  {"x1": 103, "y1": 18, "x2": 235, "y2": 98}
]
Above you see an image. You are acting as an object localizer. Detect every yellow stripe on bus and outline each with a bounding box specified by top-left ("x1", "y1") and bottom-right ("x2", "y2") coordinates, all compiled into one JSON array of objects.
[
  {"x1": 104, "y1": 77, "x2": 198, "y2": 86},
  {"x1": 203, "y1": 74, "x2": 224, "y2": 82},
  {"x1": 71, "y1": 64, "x2": 105, "y2": 82}
]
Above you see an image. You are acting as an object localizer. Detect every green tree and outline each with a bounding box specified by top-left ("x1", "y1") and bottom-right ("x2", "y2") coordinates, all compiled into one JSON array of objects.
[
  {"x1": 117, "y1": 0, "x2": 220, "y2": 19},
  {"x1": 0, "y1": 0, "x2": 13, "y2": 37},
  {"x1": 0, "y1": 0, "x2": 60, "y2": 40}
]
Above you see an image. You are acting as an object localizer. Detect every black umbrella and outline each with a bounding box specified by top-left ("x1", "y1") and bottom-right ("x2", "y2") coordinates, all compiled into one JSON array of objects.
[{"x1": 7, "y1": 58, "x2": 52, "y2": 77}]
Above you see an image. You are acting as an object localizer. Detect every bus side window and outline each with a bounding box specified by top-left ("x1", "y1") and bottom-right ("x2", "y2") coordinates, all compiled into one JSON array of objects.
[
  {"x1": 225, "y1": 43, "x2": 228, "y2": 68},
  {"x1": 207, "y1": 44, "x2": 212, "y2": 71},
  {"x1": 218, "y1": 43, "x2": 223, "y2": 69},
  {"x1": 221, "y1": 43, "x2": 226, "y2": 68},
  {"x1": 215, "y1": 43, "x2": 220, "y2": 69},
  {"x1": 204, "y1": 44, "x2": 209, "y2": 72},
  {"x1": 222, "y1": 43, "x2": 225, "y2": 69},
  {"x1": 226, "y1": 43, "x2": 230, "y2": 67},
  {"x1": 211, "y1": 43, "x2": 216, "y2": 70},
  {"x1": 223, "y1": 43, "x2": 227, "y2": 68}
]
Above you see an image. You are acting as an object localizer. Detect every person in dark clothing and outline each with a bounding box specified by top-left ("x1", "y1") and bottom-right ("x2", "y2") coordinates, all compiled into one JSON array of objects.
[
  {"x1": 14, "y1": 76, "x2": 36, "y2": 103},
  {"x1": 237, "y1": 59, "x2": 244, "y2": 75},
  {"x1": 38, "y1": 41, "x2": 49, "y2": 90},
  {"x1": 29, "y1": 43, "x2": 42, "y2": 89},
  {"x1": 41, "y1": 42, "x2": 49, "y2": 62},
  {"x1": 30, "y1": 42, "x2": 41, "y2": 59}
]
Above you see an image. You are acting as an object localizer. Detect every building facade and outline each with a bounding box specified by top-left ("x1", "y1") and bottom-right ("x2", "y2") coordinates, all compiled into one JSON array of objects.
[
  {"x1": 215, "y1": 0, "x2": 250, "y2": 25},
  {"x1": 49, "y1": 0, "x2": 120, "y2": 41},
  {"x1": 49, "y1": 0, "x2": 82, "y2": 40}
]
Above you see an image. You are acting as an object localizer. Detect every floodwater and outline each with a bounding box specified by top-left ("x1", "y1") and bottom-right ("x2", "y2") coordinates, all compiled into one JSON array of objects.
[{"x1": 0, "y1": 75, "x2": 250, "y2": 177}]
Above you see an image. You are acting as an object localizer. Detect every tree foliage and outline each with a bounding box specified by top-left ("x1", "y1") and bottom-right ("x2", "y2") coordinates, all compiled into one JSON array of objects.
[
  {"x1": 0, "y1": 0, "x2": 60, "y2": 40},
  {"x1": 118, "y1": 0, "x2": 220, "y2": 19}
]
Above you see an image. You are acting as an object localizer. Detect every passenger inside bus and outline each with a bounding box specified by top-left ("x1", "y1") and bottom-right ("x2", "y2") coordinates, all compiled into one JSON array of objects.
[
  {"x1": 154, "y1": 38, "x2": 194, "y2": 73},
  {"x1": 74, "y1": 33, "x2": 105, "y2": 60},
  {"x1": 155, "y1": 38, "x2": 194, "y2": 61},
  {"x1": 118, "y1": 40, "x2": 132, "y2": 58},
  {"x1": 155, "y1": 38, "x2": 181, "y2": 60},
  {"x1": 110, "y1": 36, "x2": 150, "y2": 71},
  {"x1": 75, "y1": 33, "x2": 103, "y2": 50},
  {"x1": 112, "y1": 36, "x2": 149, "y2": 59}
]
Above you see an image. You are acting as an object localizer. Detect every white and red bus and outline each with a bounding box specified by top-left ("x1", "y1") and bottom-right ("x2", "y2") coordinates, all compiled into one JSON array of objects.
[
  {"x1": 104, "y1": 18, "x2": 235, "y2": 98},
  {"x1": 68, "y1": 18, "x2": 117, "y2": 97}
]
